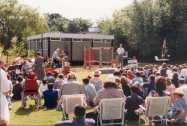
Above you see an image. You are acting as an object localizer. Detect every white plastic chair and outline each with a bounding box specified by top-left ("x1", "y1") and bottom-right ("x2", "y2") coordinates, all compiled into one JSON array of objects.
[
  {"x1": 97, "y1": 98, "x2": 125, "y2": 126},
  {"x1": 62, "y1": 94, "x2": 87, "y2": 120},
  {"x1": 139, "y1": 96, "x2": 170, "y2": 126}
]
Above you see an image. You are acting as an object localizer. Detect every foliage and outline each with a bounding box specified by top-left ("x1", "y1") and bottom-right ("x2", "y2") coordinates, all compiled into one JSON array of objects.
[
  {"x1": 98, "y1": 0, "x2": 187, "y2": 61},
  {"x1": 46, "y1": 13, "x2": 91, "y2": 33},
  {"x1": 0, "y1": 0, "x2": 49, "y2": 56}
]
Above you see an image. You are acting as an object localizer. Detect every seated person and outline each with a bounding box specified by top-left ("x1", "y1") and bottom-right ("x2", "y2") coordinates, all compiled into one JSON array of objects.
[
  {"x1": 55, "y1": 105, "x2": 95, "y2": 126},
  {"x1": 125, "y1": 86, "x2": 144, "y2": 120},
  {"x1": 61, "y1": 73, "x2": 84, "y2": 95},
  {"x1": 94, "y1": 81, "x2": 125, "y2": 106},
  {"x1": 21, "y1": 72, "x2": 39, "y2": 108},
  {"x1": 46, "y1": 72, "x2": 55, "y2": 84},
  {"x1": 38, "y1": 80, "x2": 48, "y2": 97},
  {"x1": 54, "y1": 74, "x2": 64, "y2": 90},
  {"x1": 12, "y1": 76, "x2": 23, "y2": 100},
  {"x1": 90, "y1": 71, "x2": 103, "y2": 92},
  {"x1": 43, "y1": 84, "x2": 58, "y2": 109},
  {"x1": 58, "y1": 73, "x2": 85, "y2": 108},
  {"x1": 82, "y1": 78, "x2": 96, "y2": 106},
  {"x1": 168, "y1": 88, "x2": 187, "y2": 124},
  {"x1": 132, "y1": 72, "x2": 144, "y2": 86}
]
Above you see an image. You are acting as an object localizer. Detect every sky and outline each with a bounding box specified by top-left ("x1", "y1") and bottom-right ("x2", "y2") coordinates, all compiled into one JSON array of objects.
[{"x1": 18, "y1": 0, "x2": 134, "y2": 21}]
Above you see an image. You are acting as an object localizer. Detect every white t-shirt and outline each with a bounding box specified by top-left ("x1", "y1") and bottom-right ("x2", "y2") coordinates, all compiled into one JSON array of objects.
[
  {"x1": 0, "y1": 69, "x2": 9, "y2": 93},
  {"x1": 180, "y1": 68, "x2": 187, "y2": 78},
  {"x1": 116, "y1": 47, "x2": 125, "y2": 55},
  {"x1": 0, "y1": 68, "x2": 10, "y2": 123},
  {"x1": 39, "y1": 84, "x2": 48, "y2": 96}
]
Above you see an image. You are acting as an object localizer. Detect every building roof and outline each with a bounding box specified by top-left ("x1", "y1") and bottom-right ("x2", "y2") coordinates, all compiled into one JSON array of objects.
[{"x1": 27, "y1": 32, "x2": 114, "y2": 40}]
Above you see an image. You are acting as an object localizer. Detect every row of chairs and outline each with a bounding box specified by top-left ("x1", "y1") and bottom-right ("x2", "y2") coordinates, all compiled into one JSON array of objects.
[
  {"x1": 23, "y1": 78, "x2": 170, "y2": 126},
  {"x1": 62, "y1": 95, "x2": 170, "y2": 126},
  {"x1": 61, "y1": 95, "x2": 125, "y2": 126}
]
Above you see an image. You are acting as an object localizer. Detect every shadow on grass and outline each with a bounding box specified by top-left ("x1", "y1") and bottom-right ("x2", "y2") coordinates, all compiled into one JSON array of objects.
[
  {"x1": 15, "y1": 105, "x2": 35, "y2": 115},
  {"x1": 126, "y1": 121, "x2": 139, "y2": 126}
]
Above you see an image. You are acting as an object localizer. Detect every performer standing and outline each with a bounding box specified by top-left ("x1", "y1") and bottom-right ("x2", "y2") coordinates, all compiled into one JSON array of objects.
[
  {"x1": 0, "y1": 61, "x2": 10, "y2": 126},
  {"x1": 116, "y1": 44, "x2": 125, "y2": 69}
]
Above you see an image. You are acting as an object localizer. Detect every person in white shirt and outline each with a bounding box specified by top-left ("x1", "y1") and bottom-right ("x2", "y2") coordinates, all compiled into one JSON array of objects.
[
  {"x1": 82, "y1": 78, "x2": 96, "y2": 106},
  {"x1": 6, "y1": 75, "x2": 13, "y2": 109},
  {"x1": 39, "y1": 80, "x2": 48, "y2": 97},
  {"x1": 116, "y1": 44, "x2": 125, "y2": 69},
  {"x1": 0, "y1": 61, "x2": 10, "y2": 125},
  {"x1": 180, "y1": 66, "x2": 187, "y2": 80}
]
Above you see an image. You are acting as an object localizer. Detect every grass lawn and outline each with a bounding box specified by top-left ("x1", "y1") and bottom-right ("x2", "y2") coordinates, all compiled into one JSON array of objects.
[
  {"x1": 11, "y1": 100, "x2": 141, "y2": 126},
  {"x1": 10, "y1": 68, "x2": 101, "y2": 126},
  {"x1": 10, "y1": 100, "x2": 62, "y2": 126}
]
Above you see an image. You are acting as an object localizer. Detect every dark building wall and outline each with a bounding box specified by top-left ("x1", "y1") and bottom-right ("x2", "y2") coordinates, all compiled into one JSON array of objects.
[{"x1": 28, "y1": 37, "x2": 113, "y2": 62}]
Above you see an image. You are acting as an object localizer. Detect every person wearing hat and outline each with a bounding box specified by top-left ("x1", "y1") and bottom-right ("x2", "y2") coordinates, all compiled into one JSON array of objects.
[
  {"x1": 168, "y1": 88, "x2": 187, "y2": 124},
  {"x1": 178, "y1": 76, "x2": 186, "y2": 86}
]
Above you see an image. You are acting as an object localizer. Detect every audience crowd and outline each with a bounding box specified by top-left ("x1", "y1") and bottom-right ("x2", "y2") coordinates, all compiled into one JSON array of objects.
[{"x1": 1, "y1": 52, "x2": 187, "y2": 126}]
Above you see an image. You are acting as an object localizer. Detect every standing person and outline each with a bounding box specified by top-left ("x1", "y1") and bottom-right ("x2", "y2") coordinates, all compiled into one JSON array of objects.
[
  {"x1": 34, "y1": 52, "x2": 45, "y2": 81},
  {"x1": 21, "y1": 59, "x2": 30, "y2": 77},
  {"x1": 116, "y1": 44, "x2": 125, "y2": 69},
  {"x1": 0, "y1": 61, "x2": 10, "y2": 126},
  {"x1": 6, "y1": 75, "x2": 13, "y2": 109}
]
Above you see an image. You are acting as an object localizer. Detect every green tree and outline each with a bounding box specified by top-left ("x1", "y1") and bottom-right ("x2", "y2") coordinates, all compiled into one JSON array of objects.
[
  {"x1": 0, "y1": 0, "x2": 49, "y2": 58},
  {"x1": 98, "y1": 0, "x2": 187, "y2": 61}
]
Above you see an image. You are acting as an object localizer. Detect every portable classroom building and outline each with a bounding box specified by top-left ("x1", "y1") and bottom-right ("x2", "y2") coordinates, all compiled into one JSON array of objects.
[{"x1": 27, "y1": 32, "x2": 114, "y2": 62}]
